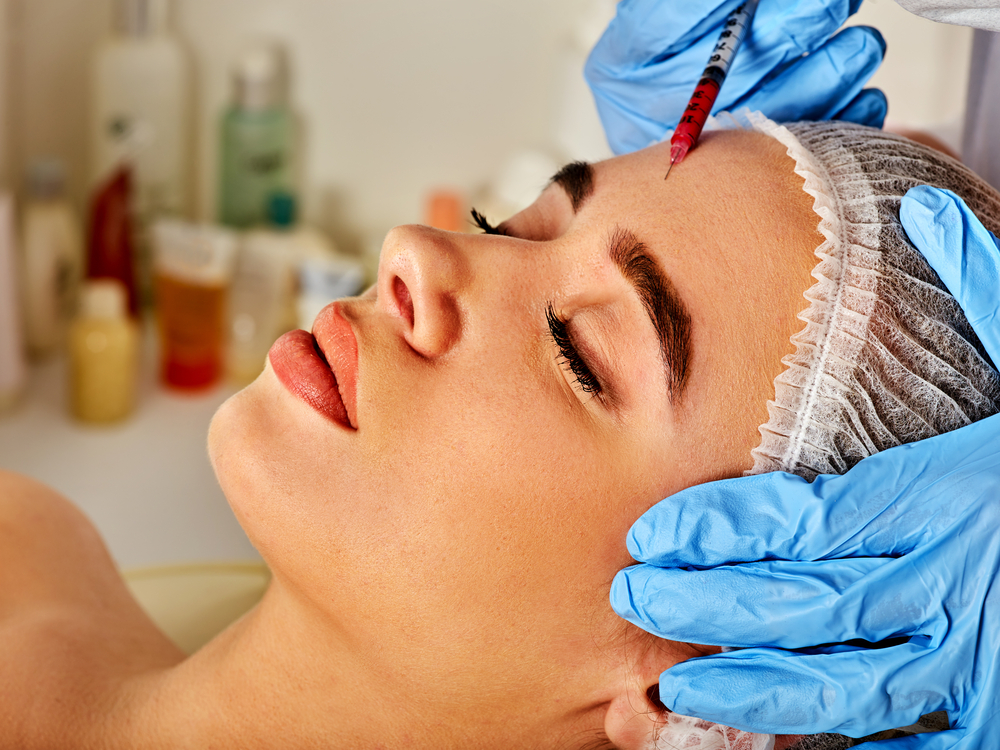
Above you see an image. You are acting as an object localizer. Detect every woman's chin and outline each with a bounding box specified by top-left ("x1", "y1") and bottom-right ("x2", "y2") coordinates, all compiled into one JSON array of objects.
[
  {"x1": 208, "y1": 381, "x2": 264, "y2": 537},
  {"x1": 206, "y1": 363, "x2": 363, "y2": 575},
  {"x1": 206, "y1": 366, "x2": 299, "y2": 555}
]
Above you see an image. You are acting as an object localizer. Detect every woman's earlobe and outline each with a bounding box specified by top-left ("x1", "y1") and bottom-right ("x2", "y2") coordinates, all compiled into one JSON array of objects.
[
  {"x1": 608, "y1": 679, "x2": 781, "y2": 750},
  {"x1": 603, "y1": 681, "x2": 670, "y2": 750}
]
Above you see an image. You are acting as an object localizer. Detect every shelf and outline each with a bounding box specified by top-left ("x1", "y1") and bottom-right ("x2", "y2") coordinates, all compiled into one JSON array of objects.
[{"x1": 0, "y1": 330, "x2": 260, "y2": 568}]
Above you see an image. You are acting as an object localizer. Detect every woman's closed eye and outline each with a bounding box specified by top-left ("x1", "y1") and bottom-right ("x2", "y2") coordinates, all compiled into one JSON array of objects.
[
  {"x1": 472, "y1": 205, "x2": 607, "y2": 401},
  {"x1": 546, "y1": 304, "x2": 602, "y2": 398},
  {"x1": 470, "y1": 208, "x2": 509, "y2": 236}
]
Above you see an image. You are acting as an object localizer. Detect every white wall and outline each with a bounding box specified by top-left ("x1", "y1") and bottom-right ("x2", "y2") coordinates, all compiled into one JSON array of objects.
[
  {"x1": 6, "y1": 0, "x2": 975, "y2": 254},
  {"x1": 6, "y1": 0, "x2": 110, "y2": 206},
  {"x1": 849, "y1": 0, "x2": 973, "y2": 144}
]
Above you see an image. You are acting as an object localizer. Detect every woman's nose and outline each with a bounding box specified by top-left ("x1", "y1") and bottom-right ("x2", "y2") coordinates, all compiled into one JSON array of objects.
[{"x1": 377, "y1": 225, "x2": 470, "y2": 358}]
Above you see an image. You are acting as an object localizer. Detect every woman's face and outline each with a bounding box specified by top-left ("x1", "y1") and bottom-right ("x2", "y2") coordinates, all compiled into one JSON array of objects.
[{"x1": 209, "y1": 130, "x2": 821, "y2": 748}]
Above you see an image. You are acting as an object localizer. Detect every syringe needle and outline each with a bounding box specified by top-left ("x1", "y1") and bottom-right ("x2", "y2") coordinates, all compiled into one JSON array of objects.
[{"x1": 664, "y1": 140, "x2": 690, "y2": 181}]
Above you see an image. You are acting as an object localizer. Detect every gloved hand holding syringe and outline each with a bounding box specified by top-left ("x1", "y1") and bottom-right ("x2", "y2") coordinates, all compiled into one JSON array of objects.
[{"x1": 585, "y1": 0, "x2": 888, "y2": 155}]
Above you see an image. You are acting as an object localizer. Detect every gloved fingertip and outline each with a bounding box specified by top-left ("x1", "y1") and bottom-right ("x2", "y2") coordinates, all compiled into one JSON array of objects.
[
  {"x1": 900, "y1": 187, "x2": 964, "y2": 255},
  {"x1": 868, "y1": 26, "x2": 887, "y2": 57},
  {"x1": 838, "y1": 88, "x2": 887, "y2": 129},
  {"x1": 829, "y1": 25, "x2": 886, "y2": 67},
  {"x1": 658, "y1": 669, "x2": 722, "y2": 722},
  {"x1": 625, "y1": 516, "x2": 652, "y2": 560},
  {"x1": 842, "y1": 24, "x2": 887, "y2": 59},
  {"x1": 609, "y1": 567, "x2": 639, "y2": 619},
  {"x1": 903, "y1": 184, "x2": 960, "y2": 213},
  {"x1": 866, "y1": 89, "x2": 887, "y2": 129},
  {"x1": 904, "y1": 187, "x2": 1000, "y2": 254},
  {"x1": 656, "y1": 672, "x2": 680, "y2": 708}
]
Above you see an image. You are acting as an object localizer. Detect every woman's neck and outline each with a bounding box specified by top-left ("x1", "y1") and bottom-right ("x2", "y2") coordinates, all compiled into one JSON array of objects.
[{"x1": 124, "y1": 579, "x2": 396, "y2": 748}]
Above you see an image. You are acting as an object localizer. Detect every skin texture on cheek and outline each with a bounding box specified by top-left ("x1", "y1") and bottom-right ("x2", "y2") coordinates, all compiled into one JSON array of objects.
[{"x1": 217, "y1": 327, "x2": 602, "y2": 646}]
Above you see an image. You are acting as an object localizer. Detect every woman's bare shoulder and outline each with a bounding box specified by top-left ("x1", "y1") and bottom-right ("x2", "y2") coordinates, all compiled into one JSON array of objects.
[
  {"x1": 0, "y1": 469, "x2": 119, "y2": 604},
  {"x1": 0, "y1": 470, "x2": 184, "y2": 748}
]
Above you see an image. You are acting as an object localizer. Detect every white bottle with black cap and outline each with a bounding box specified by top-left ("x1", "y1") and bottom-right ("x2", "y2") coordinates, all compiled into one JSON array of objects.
[{"x1": 90, "y1": 0, "x2": 191, "y2": 299}]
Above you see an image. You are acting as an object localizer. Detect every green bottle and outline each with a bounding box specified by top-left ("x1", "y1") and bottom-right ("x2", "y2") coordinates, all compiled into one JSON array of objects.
[{"x1": 218, "y1": 44, "x2": 294, "y2": 229}]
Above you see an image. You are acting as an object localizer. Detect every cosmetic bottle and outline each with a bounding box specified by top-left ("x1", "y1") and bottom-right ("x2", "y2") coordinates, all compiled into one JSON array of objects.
[
  {"x1": 20, "y1": 159, "x2": 85, "y2": 359},
  {"x1": 228, "y1": 193, "x2": 317, "y2": 384},
  {"x1": 218, "y1": 43, "x2": 295, "y2": 229},
  {"x1": 69, "y1": 279, "x2": 138, "y2": 424},
  {"x1": 90, "y1": 0, "x2": 192, "y2": 303},
  {"x1": 87, "y1": 166, "x2": 139, "y2": 317},
  {"x1": 296, "y1": 255, "x2": 366, "y2": 331},
  {"x1": 227, "y1": 237, "x2": 291, "y2": 385},
  {"x1": 475, "y1": 150, "x2": 560, "y2": 227},
  {"x1": 425, "y1": 189, "x2": 466, "y2": 233},
  {"x1": 0, "y1": 192, "x2": 26, "y2": 413},
  {"x1": 264, "y1": 191, "x2": 341, "y2": 277},
  {"x1": 279, "y1": 194, "x2": 365, "y2": 329},
  {"x1": 265, "y1": 192, "x2": 364, "y2": 330},
  {"x1": 153, "y1": 220, "x2": 237, "y2": 389}
]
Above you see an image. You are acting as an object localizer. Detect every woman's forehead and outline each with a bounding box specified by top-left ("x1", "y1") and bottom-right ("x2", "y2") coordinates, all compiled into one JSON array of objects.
[
  {"x1": 583, "y1": 130, "x2": 810, "y2": 279},
  {"x1": 591, "y1": 130, "x2": 794, "y2": 205}
]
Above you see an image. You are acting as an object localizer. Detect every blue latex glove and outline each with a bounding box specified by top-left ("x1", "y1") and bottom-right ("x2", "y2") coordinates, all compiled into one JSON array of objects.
[
  {"x1": 585, "y1": 0, "x2": 888, "y2": 155},
  {"x1": 611, "y1": 186, "x2": 1000, "y2": 744}
]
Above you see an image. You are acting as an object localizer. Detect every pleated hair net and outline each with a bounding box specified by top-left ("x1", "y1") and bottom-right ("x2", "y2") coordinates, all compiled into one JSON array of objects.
[{"x1": 728, "y1": 112, "x2": 1000, "y2": 481}]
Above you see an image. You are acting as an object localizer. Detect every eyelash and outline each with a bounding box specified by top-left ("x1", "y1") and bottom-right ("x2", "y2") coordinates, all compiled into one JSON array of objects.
[
  {"x1": 546, "y1": 304, "x2": 602, "y2": 397},
  {"x1": 470, "y1": 208, "x2": 508, "y2": 236},
  {"x1": 470, "y1": 208, "x2": 600, "y2": 398}
]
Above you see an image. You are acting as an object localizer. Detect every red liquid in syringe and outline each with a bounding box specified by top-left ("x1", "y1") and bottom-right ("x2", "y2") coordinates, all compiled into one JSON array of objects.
[
  {"x1": 668, "y1": 75, "x2": 723, "y2": 168},
  {"x1": 664, "y1": 0, "x2": 759, "y2": 179}
]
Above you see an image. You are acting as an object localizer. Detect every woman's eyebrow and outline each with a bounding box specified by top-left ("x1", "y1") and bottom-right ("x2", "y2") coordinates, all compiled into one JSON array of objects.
[
  {"x1": 609, "y1": 227, "x2": 692, "y2": 399},
  {"x1": 549, "y1": 161, "x2": 594, "y2": 213}
]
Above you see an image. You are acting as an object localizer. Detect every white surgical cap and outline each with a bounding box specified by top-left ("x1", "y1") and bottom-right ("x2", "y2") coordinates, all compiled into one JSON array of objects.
[{"x1": 723, "y1": 111, "x2": 1000, "y2": 481}]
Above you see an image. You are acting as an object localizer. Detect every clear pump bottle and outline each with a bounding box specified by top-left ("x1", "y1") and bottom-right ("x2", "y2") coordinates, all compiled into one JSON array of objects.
[{"x1": 228, "y1": 193, "x2": 306, "y2": 385}]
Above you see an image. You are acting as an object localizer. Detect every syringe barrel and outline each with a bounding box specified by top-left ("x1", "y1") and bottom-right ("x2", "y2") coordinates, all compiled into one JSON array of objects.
[{"x1": 673, "y1": 76, "x2": 720, "y2": 148}]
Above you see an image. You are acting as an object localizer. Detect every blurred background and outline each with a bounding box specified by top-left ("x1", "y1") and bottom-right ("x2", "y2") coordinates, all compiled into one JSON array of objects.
[{"x1": 0, "y1": 0, "x2": 977, "y2": 573}]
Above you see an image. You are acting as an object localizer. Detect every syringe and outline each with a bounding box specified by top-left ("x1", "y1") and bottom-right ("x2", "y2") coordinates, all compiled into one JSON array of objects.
[{"x1": 664, "y1": 0, "x2": 760, "y2": 180}]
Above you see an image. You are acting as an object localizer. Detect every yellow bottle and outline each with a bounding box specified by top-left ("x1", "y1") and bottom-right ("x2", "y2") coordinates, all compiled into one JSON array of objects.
[{"x1": 69, "y1": 280, "x2": 138, "y2": 423}]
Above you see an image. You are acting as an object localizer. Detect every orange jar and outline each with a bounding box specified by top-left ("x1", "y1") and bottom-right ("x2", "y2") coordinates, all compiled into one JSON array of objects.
[{"x1": 152, "y1": 221, "x2": 237, "y2": 390}]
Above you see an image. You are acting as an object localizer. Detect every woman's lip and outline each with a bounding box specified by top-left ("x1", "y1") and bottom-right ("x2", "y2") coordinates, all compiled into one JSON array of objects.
[
  {"x1": 311, "y1": 302, "x2": 360, "y2": 427},
  {"x1": 268, "y1": 304, "x2": 359, "y2": 430}
]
